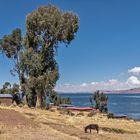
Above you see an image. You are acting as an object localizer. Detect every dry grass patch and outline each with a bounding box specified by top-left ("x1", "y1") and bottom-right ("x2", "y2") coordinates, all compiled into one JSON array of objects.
[
  {"x1": 1, "y1": 106, "x2": 140, "y2": 140},
  {"x1": 100, "y1": 127, "x2": 136, "y2": 134}
]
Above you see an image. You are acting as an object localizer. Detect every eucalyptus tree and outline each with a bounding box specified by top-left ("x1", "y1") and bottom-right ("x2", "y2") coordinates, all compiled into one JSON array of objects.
[
  {"x1": 0, "y1": 4, "x2": 79, "y2": 108},
  {"x1": 21, "y1": 5, "x2": 79, "y2": 107},
  {"x1": 0, "y1": 29, "x2": 23, "y2": 83}
]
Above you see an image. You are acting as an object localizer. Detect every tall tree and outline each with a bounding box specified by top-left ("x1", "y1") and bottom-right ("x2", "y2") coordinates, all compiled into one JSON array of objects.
[
  {"x1": 0, "y1": 29, "x2": 23, "y2": 82},
  {"x1": 0, "y1": 4, "x2": 79, "y2": 108},
  {"x1": 21, "y1": 5, "x2": 79, "y2": 108}
]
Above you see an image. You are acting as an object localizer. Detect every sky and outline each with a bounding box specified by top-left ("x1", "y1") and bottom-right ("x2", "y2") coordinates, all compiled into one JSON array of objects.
[{"x1": 0, "y1": 0, "x2": 140, "y2": 92}]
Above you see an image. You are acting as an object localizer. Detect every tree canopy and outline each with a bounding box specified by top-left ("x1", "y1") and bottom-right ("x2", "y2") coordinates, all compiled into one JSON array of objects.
[{"x1": 0, "y1": 4, "x2": 79, "y2": 108}]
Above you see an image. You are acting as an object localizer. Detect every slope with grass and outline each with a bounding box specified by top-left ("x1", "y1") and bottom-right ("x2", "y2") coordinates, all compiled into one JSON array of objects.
[{"x1": 0, "y1": 106, "x2": 140, "y2": 140}]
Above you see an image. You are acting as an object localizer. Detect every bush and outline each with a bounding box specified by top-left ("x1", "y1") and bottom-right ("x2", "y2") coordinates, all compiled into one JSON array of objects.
[
  {"x1": 48, "y1": 108, "x2": 56, "y2": 112},
  {"x1": 87, "y1": 111, "x2": 97, "y2": 117},
  {"x1": 48, "y1": 91, "x2": 72, "y2": 106},
  {"x1": 90, "y1": 90, "x2": 108, "y2": 113},
  {"x1": 61, "y1": 109, "x2": 75, "y2": 116},
  {"x1": 76, "y1": 112, "x2": 84, "y2": 116},
  {"x1": 107, "y1": 113, "x2": 114, "y2": 119}
]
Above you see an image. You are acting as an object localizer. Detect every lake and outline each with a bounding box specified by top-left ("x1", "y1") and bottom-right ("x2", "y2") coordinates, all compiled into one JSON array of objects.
[{"x1": 59, "y1": 93, "x2": 140, "y2": 120}]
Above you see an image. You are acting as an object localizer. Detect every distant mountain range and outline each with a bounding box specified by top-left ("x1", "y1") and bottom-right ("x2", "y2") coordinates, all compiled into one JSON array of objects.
[{"x1": 104, "y1": 87, "x2": 140, "y2": 94}]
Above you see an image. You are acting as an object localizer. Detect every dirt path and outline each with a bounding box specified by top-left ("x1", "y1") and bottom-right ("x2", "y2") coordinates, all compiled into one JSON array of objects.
[
  {"x1": 0, "y1": 108, "x2": 36, "y2": 127},
  {"x1": 0, "y1": 108, "x2": 80, "y2": 140}
]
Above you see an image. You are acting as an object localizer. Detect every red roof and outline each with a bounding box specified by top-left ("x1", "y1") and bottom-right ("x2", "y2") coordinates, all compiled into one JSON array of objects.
[{"x1": 67, "y1": 107, "x2": 100, "y2": 112}]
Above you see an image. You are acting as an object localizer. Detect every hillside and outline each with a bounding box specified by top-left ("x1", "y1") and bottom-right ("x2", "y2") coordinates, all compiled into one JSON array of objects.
[
  {"x1": 104, "y1": 87, "x2": 140, "y2": 94},
  {"x1": 0, "y1": 106, "x2": 140, "y2": 140}
]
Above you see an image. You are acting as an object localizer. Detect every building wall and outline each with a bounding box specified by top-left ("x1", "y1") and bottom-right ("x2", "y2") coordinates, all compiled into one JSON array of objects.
[{"x1": 0, "y1": 98, "x2": 12, "y2": 106}]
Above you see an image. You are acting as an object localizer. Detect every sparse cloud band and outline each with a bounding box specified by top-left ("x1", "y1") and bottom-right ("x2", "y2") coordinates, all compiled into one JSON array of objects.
[{"x1": 55, "y1": 67, "x2": 140, "y2": 93}]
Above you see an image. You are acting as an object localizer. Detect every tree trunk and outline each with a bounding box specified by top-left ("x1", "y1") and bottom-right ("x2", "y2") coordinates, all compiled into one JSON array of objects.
[
  {"x1": 36, "y1": 93, "x2": 42, "y2": 108},
  {"x1": 36, "y1": 89, "x2": 46, "y2": 108},
  {"x1": 23, "y1": 95, "x2": 27, "y2": 104}
]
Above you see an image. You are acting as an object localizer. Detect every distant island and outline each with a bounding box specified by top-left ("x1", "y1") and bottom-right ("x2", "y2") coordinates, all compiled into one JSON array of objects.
[
  {"x1": 104, "y1": 87, "x2": 140, "y2": 94},
  {"x1": 58, "y1": 87, "x2": 140, "y2": 94}
]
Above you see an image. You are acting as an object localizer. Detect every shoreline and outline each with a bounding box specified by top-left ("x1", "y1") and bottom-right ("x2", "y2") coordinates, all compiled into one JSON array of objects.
[
  {"x1": 59, "y1": 92, "x2": 140, "y2": 94},
  {"x1": 59, "y1": 93, "x2": 140, "y2": 121}
]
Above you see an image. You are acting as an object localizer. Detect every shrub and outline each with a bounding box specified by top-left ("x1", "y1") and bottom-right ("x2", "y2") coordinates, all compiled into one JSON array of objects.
[
  {"x1": 61, "y1": 109, "x2": 75, "y2": 116},
  {"x1": 90, "y1": 90, "x2": 108, "y2": 113},
  {"x1": 48, "y1": 90, "x2": 72, "y2": 106},
  {"x1": 48, "y1": 108, "x2": 56, "y2": 112},
  {"x1": 87, "y1": 111, "x2": 97, "y2": 117},
  {"x1": 107, "y1": 113, "x2": 114, "y2": 119},
  {"x1": 76, "y1": 112, "x2": 84, "y2": 116}
]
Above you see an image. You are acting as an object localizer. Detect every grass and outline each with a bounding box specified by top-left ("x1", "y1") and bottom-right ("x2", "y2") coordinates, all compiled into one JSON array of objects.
[
  {"x1": 0, "y1": 106, "x2": 140, "y2": 140},
  {"x1": 0, "y1": 124, "x2": 5, "y2": 135},
  {"x1": 100, "y1": 127, "x2": 135, "y2": 134}
]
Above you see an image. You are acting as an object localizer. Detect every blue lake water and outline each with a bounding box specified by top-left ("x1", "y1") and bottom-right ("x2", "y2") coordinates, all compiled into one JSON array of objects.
[{"x1": 59, "y1": 93, "x2": 140, "y2": 120}]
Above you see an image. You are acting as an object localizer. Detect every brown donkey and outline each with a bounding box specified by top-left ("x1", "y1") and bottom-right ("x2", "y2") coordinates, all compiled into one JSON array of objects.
[{"x1": 84, "y1": 124, "x2": 99, "y2": 134}]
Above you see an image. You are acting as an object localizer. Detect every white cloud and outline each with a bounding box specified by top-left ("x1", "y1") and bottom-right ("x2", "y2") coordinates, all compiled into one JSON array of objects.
[
  {"x1": 55, "y1": 76, "x2": 140, "y2": 93},
  {"x1": 91, "y1": 82, "x2": 98, "y2": 85},
  {"x1": 128, "y1": 67, "x2": 140, "y2": 75},
  {"x1": 81, "y1": 83, "x2": 87, "y2": 87},
  {"x1": 56, "y1": 80, "x2": 124, "y2": 93},
  {"x1": 126, "y1": 76, "x2": 140, "y2": 85},
  {"x1": 55, "y1": 67, "x2": 140, "y2": 93},
  {"x1": 108, "y1": 79, "x2": 118, "y2": 85}
]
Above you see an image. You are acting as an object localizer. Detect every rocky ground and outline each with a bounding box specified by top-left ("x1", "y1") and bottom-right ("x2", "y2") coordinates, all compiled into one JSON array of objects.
[{"x1": 0, "y1": 106, "x2": 140, "y2": 140}]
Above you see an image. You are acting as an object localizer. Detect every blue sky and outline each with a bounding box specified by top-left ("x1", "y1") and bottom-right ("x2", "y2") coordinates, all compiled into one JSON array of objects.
[{"x1": 0, "y1": 0, "x2": 140, "y2": 92}]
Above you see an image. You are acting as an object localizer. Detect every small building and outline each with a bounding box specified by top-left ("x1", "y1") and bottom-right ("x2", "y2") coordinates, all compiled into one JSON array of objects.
[{"x1": 0, "y1": 94, "x2": 13, "y2": 106}]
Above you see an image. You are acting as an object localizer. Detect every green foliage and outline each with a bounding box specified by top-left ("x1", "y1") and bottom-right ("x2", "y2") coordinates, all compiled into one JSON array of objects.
[
  {"x1": 0, "y1": 4, "x2": 79, "y2": 108},
  {"x1": 48, "y1": 90, "x2": 71, "y2": 106},
  {"x1": 0, "y1": 28, "x2": 22, "y2": 58},
  {"x1": 3, "y1": 82, "x2": 11, "y2": 88},
  {"x1": 0, "y1": 82, "x2": 11, "y2": 94},
  {"x1": 25, "y1": 5, "x2": 79, "y2": 48},
  {"x1": 107, "y1": 113, "x2": 114, "y2": 119},
  {"x1": 0, "y1": 82, "x2": 20, "y2": 95},
  {"x1": 90, "y1": 90, "x2": 108, "y2": 113},
  {"x1": 12, "y1": 83, "x2": 19, "y2": 93},
  {"x1": 22, "y1": 5, "x2": 78, "y2": 108},
  {"x1": 26, "y1": 91, "x2": 37, "y2": 107},
  {"x1": 0, "y1": 28, "x2": 23, "y2": 81}
]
